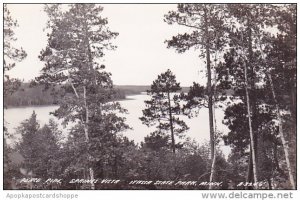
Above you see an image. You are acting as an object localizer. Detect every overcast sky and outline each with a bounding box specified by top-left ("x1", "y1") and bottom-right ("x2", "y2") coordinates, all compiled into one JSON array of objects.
[{"x1": 6, "y1": 4, "x2": 208, "y2": 86}]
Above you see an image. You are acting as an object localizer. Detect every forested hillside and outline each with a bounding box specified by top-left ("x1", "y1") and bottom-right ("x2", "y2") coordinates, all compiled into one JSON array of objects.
[
  {"x1": 4, "y1": 83, "x2": 148, "y2": 107},
  {"x1": 4, "y1": 83, "x2": 190, "y2": 107}
]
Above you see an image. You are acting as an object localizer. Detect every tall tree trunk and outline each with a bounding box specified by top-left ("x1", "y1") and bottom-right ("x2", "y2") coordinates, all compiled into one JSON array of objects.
[
  {"x1": 246, "y1": 148, "x2": 254, "y2": 189},
  {"x1": 68, "y1": 75, "x2": 95, "y2": 189},
  {"x1": 242, "y1": 15, "x2": 259, "y2": 187},
  {"x1": 246, "y1": 18, "x2": 260, "y2": 185},
  {"x1": 204, "y1": 6, "x2": 215, "y2": 162},
  {"x1": 266, "y1": 72, "x2": 296, "y2": 189},
  {"x1": 209, "y1": 129, "x2": 217, "y2": 189},
  {"x1": 243, "y1": 58, "x2": 258, "y2": 188},
  {"x1": 83, "y1": 85, "x2": 95, "y2": 190},
  {"x1": 83, "y1": 86, "x2": 89, "y2": 142},
  {"x1": 167, "y1": 91, "x2": 175, "y2": 153},
  {"x1": 209, "y1": 54, "x2": 218, "y2": 189},
  {"x1": 82, "y1": 15, "x2": 97, "y2": 189},
  {"x1": 204, "y1": 7, "x2": 215, "y2": 189}
]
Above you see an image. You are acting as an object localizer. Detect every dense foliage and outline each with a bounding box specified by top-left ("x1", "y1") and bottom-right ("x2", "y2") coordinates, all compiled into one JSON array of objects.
[
  {"x1": 4, "y1": 4, "x2": 296, "y2": 190},
  {"x1": 140, "y1": 69, "x2": 188, "y2": 153},
  {"x1": 3, "y1": 4, "x2": 27, "y2": 97},
  {"x1": 165, "y1": 3, "x2": 296, "y2": 189}
]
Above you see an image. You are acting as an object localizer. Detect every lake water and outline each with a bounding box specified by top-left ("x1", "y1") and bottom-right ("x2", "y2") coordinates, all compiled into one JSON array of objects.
[{"x1": 4, "y1": 94, "x2": 231, "y2": 156}]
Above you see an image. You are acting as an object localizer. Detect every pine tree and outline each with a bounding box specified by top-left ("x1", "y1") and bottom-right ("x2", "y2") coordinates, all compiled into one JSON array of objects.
[
  {"x1": 37, "y1": 123, "x2": 62, "y2": 180},
  {"x1": 255, "y1": 4, "x2": 296, "y2": 189},
  {"x1": 218, "y1": 4, "x2": 296, "y2": 188},
  {"x1": 164, "y1": 4, "x2": 227, "y2": 186},
  {"x1": 17, "y1": 111, "x2": 40, "y2": 175},
  {"x1": 15, "y1": 114, "x2": 62, "y2": 189},
  {"x1": 37, "y1": 4, "x2": 128, "y2": 189},
  {"x1": 140, "y1": 69, "x2": 189, "y2": 153},
  {"x1": 3, "y1": 4, "x2": 27, "y2": 97}
]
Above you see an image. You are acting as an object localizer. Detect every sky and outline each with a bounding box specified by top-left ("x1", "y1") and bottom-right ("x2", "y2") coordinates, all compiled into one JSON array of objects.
[{"x1": 6, "y1": 4, "x2": 207, "y2": 87}]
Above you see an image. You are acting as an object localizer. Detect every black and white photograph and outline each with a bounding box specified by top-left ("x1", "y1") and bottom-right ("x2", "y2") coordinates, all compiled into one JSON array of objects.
[{"x1": 3, "y1": 3, "x2": 297, "y2": 191}]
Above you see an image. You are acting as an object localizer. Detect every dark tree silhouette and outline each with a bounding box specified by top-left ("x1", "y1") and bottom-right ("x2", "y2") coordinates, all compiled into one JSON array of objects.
[{"x1": 140, "y1": 69, "x2": 189, "y2": 153}]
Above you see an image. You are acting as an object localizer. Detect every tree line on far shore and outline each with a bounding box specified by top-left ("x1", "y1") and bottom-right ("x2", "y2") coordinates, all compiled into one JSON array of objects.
[{"x1": 4, "y1": 83, "x2": 151, "y2": 107}]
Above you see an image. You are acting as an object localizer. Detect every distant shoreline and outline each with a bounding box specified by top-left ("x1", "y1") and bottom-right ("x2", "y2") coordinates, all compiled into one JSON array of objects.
[
  {"x1": 4, "y1": 83, "x2": 192, "y2": 108},
  {"x1": 4, "y1": 104, "x2": 60, "y2": 109},
  {"x1": 5, "y1": 95, "x2": 140, "y2": 109}
]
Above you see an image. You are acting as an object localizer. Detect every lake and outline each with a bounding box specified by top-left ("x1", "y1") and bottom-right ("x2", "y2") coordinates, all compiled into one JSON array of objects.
[{"x1": 4, "y1": 94, "x2": 231, "y2": 156}]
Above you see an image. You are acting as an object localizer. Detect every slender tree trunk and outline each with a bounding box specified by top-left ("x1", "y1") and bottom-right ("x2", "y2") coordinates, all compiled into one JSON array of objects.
[
  {"x1": 204, "y1": 7, "x2": 214, "y2": 161},
  {"x1": 204, "y1": 7, "x2": 216, "y2": 190},
  {"x1": 209, "y1": 137, "x2": 217, "y2": 189},
  {"x1": 246, "y1": 147, "x2": 254, "y2": 189},
  {"x1": 68, "y1": 73, "x2": 95, "y2": 189},
  {"x1": 167, "y1": 91, "x2": 175, "y2": 153},
  {"x1": 209, "y1": 54, "x2": 218, "y2": 189},
  {"x1": 83, "y1": 86, "x2": 89, "y2": 142},
  {"x1": 244, "y1": 16, "x2": 261, "y2": 186},
  {"x1": 82, "y1": 15, "x2": 97, "y2": 189},
  {"x1": 240, "y1": 17, "x2": 259, "y2": 187},
  {"x1": 243, "y1": 58, "x2": 258, "y2": 188},
  {"x1": 83, "y1": 85, "x2": 95, "y2": 190},
  {"x1": 266, "y1": 72, "x2": 296, "y2": 189}
]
